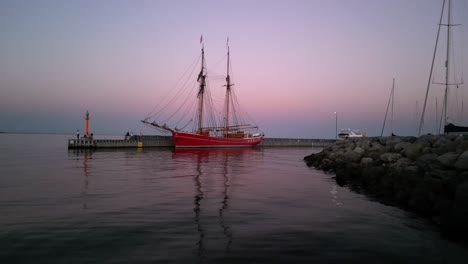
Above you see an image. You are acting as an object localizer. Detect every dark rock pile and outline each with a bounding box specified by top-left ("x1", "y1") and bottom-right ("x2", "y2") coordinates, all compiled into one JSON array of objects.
[{"x1": 304, "y1": 135, "x2": 468, "y2": 241}]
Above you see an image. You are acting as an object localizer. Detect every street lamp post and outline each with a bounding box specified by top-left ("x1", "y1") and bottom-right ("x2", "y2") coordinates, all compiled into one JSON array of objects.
[{"x1": 334, "y1": 112, "x2": 338, "y2": 140}]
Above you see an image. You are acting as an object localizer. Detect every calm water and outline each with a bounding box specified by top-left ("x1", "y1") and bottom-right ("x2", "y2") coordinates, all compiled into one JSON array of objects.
[{"x1": 1, "y1": 134, "x2": 467, "y2": 263}]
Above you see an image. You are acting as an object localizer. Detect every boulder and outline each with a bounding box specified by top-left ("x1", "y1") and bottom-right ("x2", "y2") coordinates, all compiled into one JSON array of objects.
[
  {"x1": 386, "y1": 136, "x2": 403, "y2": 146},
  {"x1": 356, "y1": 138, "x2": 372, "y2": 149},
  {"x1": 437, "y1": 152, "x2": 459, "y2": 168},
  {"x1": 380, "y1": 152, "x2": 401, "y2": 163},
  {"x1": 394, "y1": 142, "x2": 411, "y2": 152},
  {"x1": 454, "y1": 151, "x2": 468, "y2": 170},
  {"x1": 320, "y1": 158, "x2": 334, "y2": 171},
  {"x1": 343, "y1": 150, "x2": 362, "y2": 163},
  {"x1": 416, "y1": 153, "x2": 441, "y2": 172},
  {"x1": 405, "y1": 143, "x2": 424, "y2": 160},
  {"x1": 408, "y1": 177, "x2": 440, "y2": 215},
  {"x1": 456, "y1": 140, "x2": 468, "y2": 154},
  {"x1": 426, "y1": 169, "x2": 457, "y2": 182},
  {"x1": 361, "y1": 166, "x2": 387, "y2": 193},
  {"x1": 360, "y1": 157, "x2": 373, "y2": 167},
  {"x1": 378, "y1": 137, "x2": 388, "y2": 145},
  {"x1": 369, "y1": 141, "x2": 384, "y2": 152},
  {"x1": 354, "y1": 146, "x2": 365, "y2": 155},
  {"x1": 433, "y1": 136, "x2": 459, "y2": 155}
]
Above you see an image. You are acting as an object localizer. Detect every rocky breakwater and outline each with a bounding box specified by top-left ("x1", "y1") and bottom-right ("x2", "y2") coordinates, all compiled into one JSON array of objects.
[{"x1": 304, "y1": 135, "x2": 468, "y2": 241}]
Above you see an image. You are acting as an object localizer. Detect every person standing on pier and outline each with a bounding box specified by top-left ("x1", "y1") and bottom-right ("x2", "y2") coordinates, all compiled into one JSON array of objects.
[{"x1": 76, "y1": 129, "x2": 80, "y2": 140}]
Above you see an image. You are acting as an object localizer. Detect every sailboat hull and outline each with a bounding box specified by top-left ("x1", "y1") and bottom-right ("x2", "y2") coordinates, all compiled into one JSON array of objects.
[{"x1": 173, "y1": 131, "x2": 263, "y2": 148}]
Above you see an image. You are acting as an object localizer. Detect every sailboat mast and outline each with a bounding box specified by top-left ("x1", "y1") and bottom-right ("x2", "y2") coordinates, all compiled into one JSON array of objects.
[
  {"x1": 391, "y1": 79, "x2": 395, "y2": 135},
  {"x1": 444, "y1": 0, "x2": 452, "y2": 127},
  {"x1": 380, "y1": 78, "x2": 395, "y2": 137},
  {"x1": 436, "y1": 97, "x2": 439, "y2": 134},
  {"x1": 224, "y1": 43, "x2": 231, "y2": 133},
  {"x1": 197, "y1": 47, "x2": 206, "y2": 133},
  {"x1": 417, "y1": 0, "x2": 446, "y2": 136},
  {"x1": 462, "y1": 101, "x2": 464, "y2": 122}
]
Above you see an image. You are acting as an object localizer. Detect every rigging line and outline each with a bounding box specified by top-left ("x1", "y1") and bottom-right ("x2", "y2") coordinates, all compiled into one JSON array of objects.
[
  {"x1": 231, "y1": 94, "x2": 242, "y2": 125},
  {"x1": 381, "y1": 79, "x2": 394, "y2": 137},
  {"x1": 231, "y1": 94, "x2": 246, "y2": 125},
  {"x1": 439, "y1": 93, "x2": 446, "y2": 133},
  {"x1": 162, "y1": 82, "x2": 199, "y2": 123},
  {"x1": 150, "y1": 58, "x2": 201, "y2": 121},
  {"x1": 155, "y1": 81, "x2": 196, "y2": 123},
  {"x1": 174, "y1": 98, "x2": 197, "y2": 127},
  {"x1": 199, "y1": 80, "x2": 219, "y2": 129},
  {"x1": 206, "y1": 95, "x2": 220, "y2": 127},
  {"x1": 178, "y1": 119, "x2": 193, "y2": 131},
  {"x1": 152, "y1": 63, "x2": 200, "y2": 120},
  {"x1": 231, "y1": 91, "x2": 253, "y2": 125},
  {"x1": 146, "y1": 54, "x2": 201, "y2": 119},
  {"x1": 162, "y1": 85, "x2": 197, "y2": 125},
  {"x1": 418, "y1": 0, "x2": 446, "y2": 136},
  {"x1": 174, "y1": 104, "x2": 196, "y2": 128},
  {"x1": 450, "y1": 26, "x2": 463, "y2": 85},
  {"x1": 435, "y1": 97, "x2": 439, "y2": 134},
  {"x1": 212, "y1": 54, "x2": 227, "y2": 70},
  {"x1": 143, "y1": 122, "x2": 172, "y2": 135}
]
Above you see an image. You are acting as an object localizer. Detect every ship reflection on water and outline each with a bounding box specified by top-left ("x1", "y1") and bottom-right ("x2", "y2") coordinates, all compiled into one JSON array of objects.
[{"x1": 172, "y1": 148, "x2": 259, "y2": 261}]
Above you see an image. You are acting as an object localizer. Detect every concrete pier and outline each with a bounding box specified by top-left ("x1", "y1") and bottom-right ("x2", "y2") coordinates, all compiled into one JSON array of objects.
[{"x1": 68, "y1": 135, "x2": 335, "y2": 149}]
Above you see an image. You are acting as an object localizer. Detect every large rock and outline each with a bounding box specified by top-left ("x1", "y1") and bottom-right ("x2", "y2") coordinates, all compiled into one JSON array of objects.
[
  {"x1": 433, "y1": 136, "x2": 459, "y2": 155},
  {"x1": 394, "y1": 142, "x2": 411, "y2": 152},
  {"x1": 393, "y1": 165, "x2": 420, "y2": 206},
  {"x1": 454, "y1": 151, "x2": 468, "y2": 170},
  {"x1": 405, "y1": 142, "x2": 426, "y2": 160},
  {"x1": 354, "y1": 147, "x2": 365, "y2": 155},
  {"x1": 456, "y1": 140, "x2": 468, "y2": 154},
  {"x1": 320, "y1": 158, "x2": 334, "y2": 171},
  {"x1": 437, "y1": 152, "x2": 459, "y2": 168},
  {"x1": 386, "y1": 136, "x2": 403, "y2": 146},
  {"x1": 380, "y1": 152, "x2": 401, "y2": 163},
  {"x1": 360, "y1": 157, "x2": 373, "y2": 167},
  {"x1": 368, "y1": 141, "x2": 384, "y2": 152},
  {"x1": 408, "y1": 176, "x2": 442, "y2": 215},
  {"x1": 416, "y1": 153, "x2": 440, "y2": 172},
  {"x1": 343, "y1": 150, "x2": 362, "y2": 163}
]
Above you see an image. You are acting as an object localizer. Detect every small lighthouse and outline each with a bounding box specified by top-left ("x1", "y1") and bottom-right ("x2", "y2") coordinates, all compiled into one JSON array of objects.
[{"x1": 85, "y1": 111, "x2": 89, "y2": 137}]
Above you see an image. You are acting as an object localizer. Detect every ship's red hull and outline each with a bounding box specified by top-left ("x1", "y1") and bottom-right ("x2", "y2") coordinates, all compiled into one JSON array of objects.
[{"x1": 172, "y1": 131, "x2": 263, "y2": 148}]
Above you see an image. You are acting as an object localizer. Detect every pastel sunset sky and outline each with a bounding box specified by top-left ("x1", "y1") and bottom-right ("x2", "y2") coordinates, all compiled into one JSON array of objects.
[{"x1": 1, "y1": 0, "x2": 467, "y2": 138}]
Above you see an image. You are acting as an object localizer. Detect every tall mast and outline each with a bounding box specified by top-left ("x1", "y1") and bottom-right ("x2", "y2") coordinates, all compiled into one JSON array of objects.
[
  {"x1": 435, "y1": 97, "x2": 439, "y2": 134},
  {"x1": 462, "y1": 101, "x2": 464, "y2": 122},
  {"x1": 197, "y1": 46, "x2": 206, "y2": 133},
  {"x1": 390, "y1": 79, "x2": 394, "y2": 135},
  {"x1": 224, "y1": 41, "x2": 231, "y2": 133},
  {"x1": 418, "y1": 0, "x2": 446, "y2": 136},
  {"x1": 444, "y1": 0, "x2": 452, "y2": 127},
  {"x1": 381, "y1": 78, "x2": 395, "y2": 137}
]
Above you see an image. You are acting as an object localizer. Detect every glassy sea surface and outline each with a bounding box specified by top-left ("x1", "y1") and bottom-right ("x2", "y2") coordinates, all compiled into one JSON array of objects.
[{"x1": 1, "y1": 133, "x2": 467, "y2": 263}]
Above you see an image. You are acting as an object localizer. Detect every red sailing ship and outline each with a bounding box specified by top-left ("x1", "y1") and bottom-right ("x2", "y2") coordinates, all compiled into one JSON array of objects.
[{"x1": 143, "y1": 39, "x2": 264, "y2": 148}]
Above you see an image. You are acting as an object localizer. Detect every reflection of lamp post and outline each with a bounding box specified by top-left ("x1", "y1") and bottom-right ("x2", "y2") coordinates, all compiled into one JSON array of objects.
[{"x1": 334, "y1": 112, "x2": 338, "y2": 140}]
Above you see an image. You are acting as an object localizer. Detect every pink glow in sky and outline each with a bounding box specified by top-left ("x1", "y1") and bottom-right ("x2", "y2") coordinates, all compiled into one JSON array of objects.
[{"x1": 1, "y1": 0, "x2": 468, "y2": 138}]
